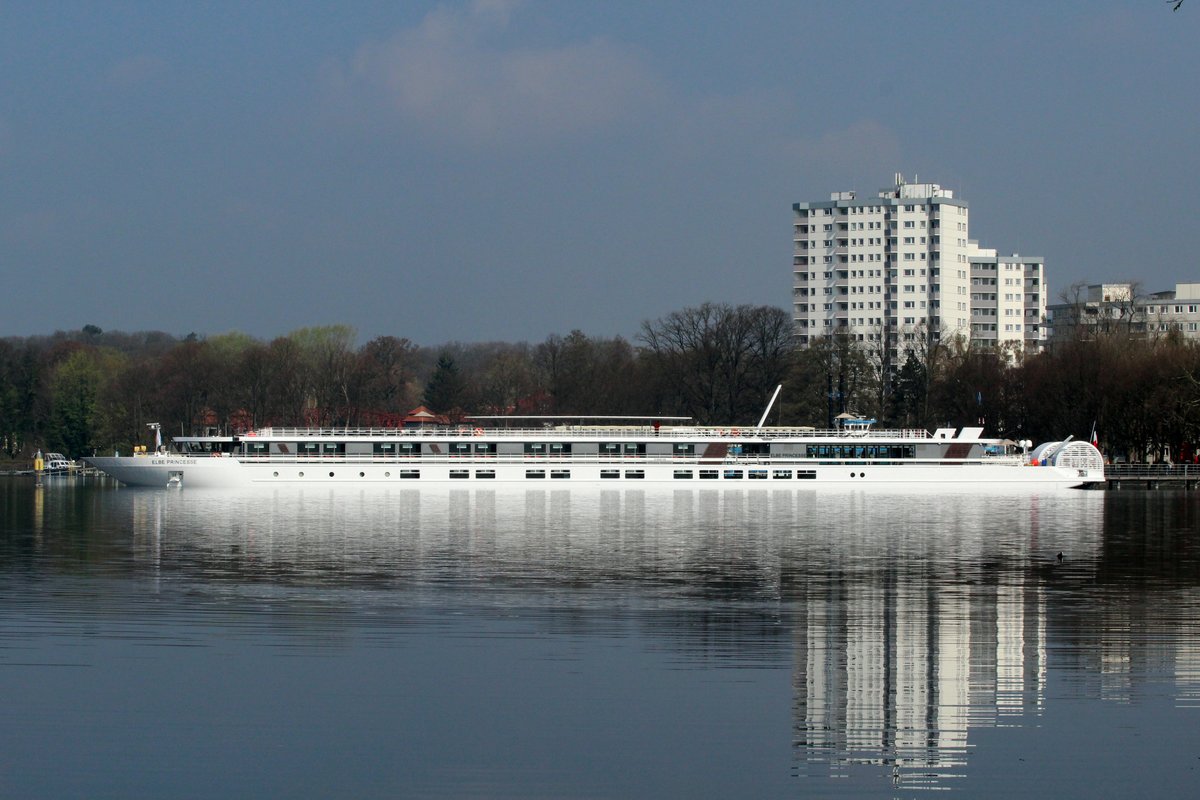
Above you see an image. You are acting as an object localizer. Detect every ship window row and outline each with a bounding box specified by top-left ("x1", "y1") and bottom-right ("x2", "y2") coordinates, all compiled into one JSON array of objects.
[
  {"x1": 273, "y1": 468, "x2": 821, "y2": 480},
  {"x1": 673, "y1": 469, "x2": 816, "y2": 480},
  {"x1": 246, "y1": 441, "x2": 915, "y2": 461},
  {"x1": 805, "y1": 444, "x2": 914, "y2": 459},
  {"x1": 245, "y1": 441, "x2": 706, "y2": 457}
]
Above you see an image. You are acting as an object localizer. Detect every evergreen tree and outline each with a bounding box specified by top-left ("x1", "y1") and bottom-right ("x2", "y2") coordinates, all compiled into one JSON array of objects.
[{"x1": 422, "y1": 354, "x2": 466, "y2": 413}]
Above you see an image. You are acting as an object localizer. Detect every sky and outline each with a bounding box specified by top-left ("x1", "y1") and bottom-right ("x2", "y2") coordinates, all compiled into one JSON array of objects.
[{"x1": 2, "y1": 0, "x2": 1197, "y2": 345}]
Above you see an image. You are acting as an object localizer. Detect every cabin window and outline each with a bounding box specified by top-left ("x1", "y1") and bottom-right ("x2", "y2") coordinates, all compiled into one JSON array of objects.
[
  {"x1": 772, "y1": 470, "x2": 793, "y2": 479},
  {"x1": 551, "y1": 470, "x2": 571, "y2": 479},
  {"x1": 748, "y1": 470, "x2": 767, "y2": 479},
  {"x1": 523, "y1": 442, "x2": 571, "y2": 456},
  {"x1": 321, "y1": 442, "x2": 345, "y2": 455},
  {"x1": 449, "y1": 469, "x2": 469, "y2": 479},
  {"x1": 448, "y1": 442, "x2": 471, "y2": 456},
  {"x1": 596, "y1": 442, "x2": 645, "y2": 457},
  {"x1": 600, "y1": 469, "x2": 620, "y2": 479},
  {"x1": 474, "y1": 442, "x2": 496, "y2": 454},
  {"x1": 673, "y1": 470, "x2": 693, "y2": 479},
  {"x1": 797, "y1": 470, "x2": 816, "y2": 479},
  {"x1": 476, "y1": 469, "x2": 495, "y2": 479},
  {"x1": 673, "y1": 443, "x2": 695, "y2": 456},
  {"x1": 399, "y1": 470, "x2": 420, "y2": 479},
  {"x1": 699, "y1": 470, "x2": 718, "y2": 479},
  {"x1": 298, "y1": 442, "x2": 320, "y2": 456},
  {"x1": 625, "y1": 470, "x2": 645, "y2": 479},
  {"x1": 397, "y1": 442, "x2": 421, "y2": 456},
  {"x1": 526, "y1": 469, "x2": 546, "y2": 479},
  {"x1": 723, "y1": 470, "x2": 743, "y2": 479},
  {"x1": 245, "y1": 442, "x2": 268, "y2": 456},
  {"x1": 373, "y1": 442, "x2": 396, "y2": 455}
]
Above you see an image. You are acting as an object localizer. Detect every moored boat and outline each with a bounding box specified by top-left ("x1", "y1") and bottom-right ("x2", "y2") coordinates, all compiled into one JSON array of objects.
[{"x1": 85, "y1": 416, "x2": 1105, "y2": 490}]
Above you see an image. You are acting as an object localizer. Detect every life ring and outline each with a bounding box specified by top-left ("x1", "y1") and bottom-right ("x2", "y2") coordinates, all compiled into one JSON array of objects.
[{"x1": 474, "y1": 427, "x2": 484, "y2": 436}]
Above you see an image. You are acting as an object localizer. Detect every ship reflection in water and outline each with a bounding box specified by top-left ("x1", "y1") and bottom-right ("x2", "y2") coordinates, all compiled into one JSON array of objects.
[{"x1": 5, "y1": 481, "x2": 1200, "y2": 797}]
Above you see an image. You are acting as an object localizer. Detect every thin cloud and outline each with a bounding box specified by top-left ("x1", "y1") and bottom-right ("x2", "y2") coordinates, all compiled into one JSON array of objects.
[
  {"x1": 780, "y1": 120, "x2": 903, "y2": 177},
  {"x1": 104, "y1": 55, "x2": 168, "y2": 89},
  {"x1": 322, "y1": 0, "x2": 659, "y2": 147}
]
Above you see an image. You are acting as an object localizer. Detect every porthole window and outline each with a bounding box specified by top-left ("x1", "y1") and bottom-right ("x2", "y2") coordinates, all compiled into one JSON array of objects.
[
  {"x1": 384, "y1": 471, "x2": 390, "y2": 478},
  {"x1": 273, "y1": 471, "x2": 279, "y2": 477},
  {"x1": 299, "y1": 471, "x2": 305, "y2": 477},
  {"x1": 359, "y1": 472, "x2": 365, "y2": 478},
  {"x1": 329, "y1": 471, "x2": 335, "y2": 477}
]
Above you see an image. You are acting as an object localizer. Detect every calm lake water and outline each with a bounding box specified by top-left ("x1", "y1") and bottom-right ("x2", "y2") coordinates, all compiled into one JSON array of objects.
[{"x1": 2, "y1": 479, "x2": 1198, "y2": 798}]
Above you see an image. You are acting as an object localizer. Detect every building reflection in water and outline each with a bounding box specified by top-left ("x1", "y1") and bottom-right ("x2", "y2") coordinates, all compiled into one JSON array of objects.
[{"x1": 791, "y1": 573, "x2": 1051, "y2": 789}]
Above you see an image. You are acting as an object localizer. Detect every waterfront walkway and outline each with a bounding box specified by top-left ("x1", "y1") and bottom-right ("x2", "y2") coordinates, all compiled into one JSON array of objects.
[{"x1": 1104, "y1": 463, "x2": 1199, "y2": 490}]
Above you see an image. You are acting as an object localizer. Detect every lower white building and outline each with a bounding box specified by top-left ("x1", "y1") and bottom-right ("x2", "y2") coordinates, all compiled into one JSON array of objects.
[{"x1": 1047, "y1": 282, "x2": 1200, "y2": 342}]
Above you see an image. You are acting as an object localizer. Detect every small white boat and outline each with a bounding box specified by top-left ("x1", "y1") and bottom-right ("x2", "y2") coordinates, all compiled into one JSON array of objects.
[{"x1": 42, "y1": 453, "x2": 75, "y2": 474}]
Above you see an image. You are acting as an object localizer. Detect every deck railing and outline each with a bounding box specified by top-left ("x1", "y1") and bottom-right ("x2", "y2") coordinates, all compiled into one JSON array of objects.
[
  {"x1": 245, "y1": 426, "x2": 935, "y2": 440},
  {"x1": 229, "y1": 453, "x2": 1028, "y2": 467},
  {"x1": 1104, "y1": 463, "x2": 1195, "y2": 479}
]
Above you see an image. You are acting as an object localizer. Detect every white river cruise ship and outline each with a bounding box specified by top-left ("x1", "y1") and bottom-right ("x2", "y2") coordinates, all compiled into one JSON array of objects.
[{"x1": 85, "y1": 415, "x2": 1105, "y2": 490}]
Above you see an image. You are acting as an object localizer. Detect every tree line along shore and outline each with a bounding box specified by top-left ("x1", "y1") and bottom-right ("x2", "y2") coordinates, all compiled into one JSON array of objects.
[{"x1": 2, "y1": 303, "x2": 1199, "y2": 465}]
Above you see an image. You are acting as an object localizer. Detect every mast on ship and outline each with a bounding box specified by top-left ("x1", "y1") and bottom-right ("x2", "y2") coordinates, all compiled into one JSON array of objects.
[{"x1": 756, "y1": 385, "x2": 783, "y2": 429}]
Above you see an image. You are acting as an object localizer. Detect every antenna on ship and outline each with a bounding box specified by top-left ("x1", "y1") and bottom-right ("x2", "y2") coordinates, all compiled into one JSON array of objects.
[{"x1": 756, "y1": 385, "x2": 783, "y2": 429}]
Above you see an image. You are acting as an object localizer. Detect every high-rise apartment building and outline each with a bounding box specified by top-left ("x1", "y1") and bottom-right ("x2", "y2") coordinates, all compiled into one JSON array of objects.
[{"x1": 792, "y1": 175, "x2": 1046, "y2": 359}]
